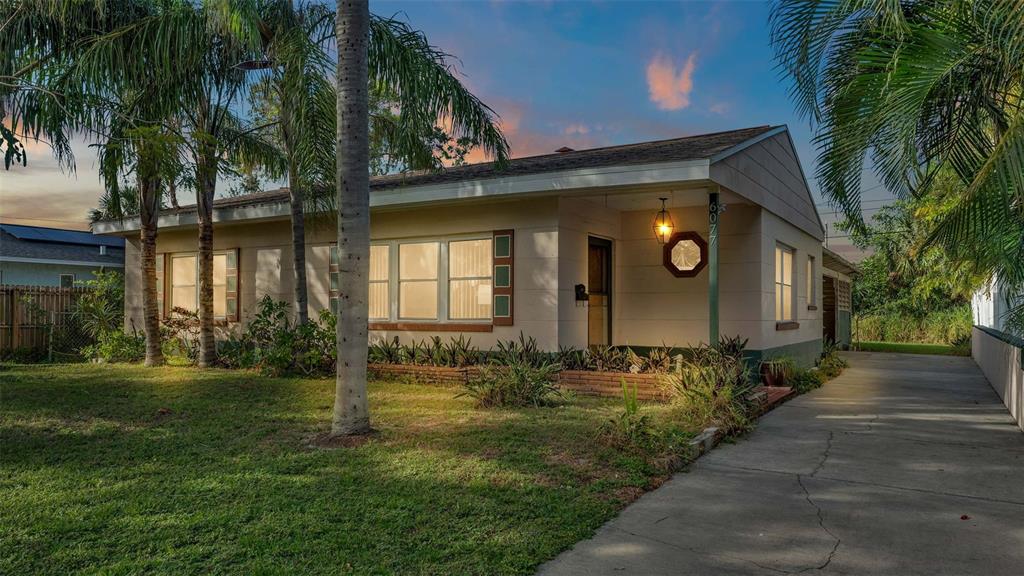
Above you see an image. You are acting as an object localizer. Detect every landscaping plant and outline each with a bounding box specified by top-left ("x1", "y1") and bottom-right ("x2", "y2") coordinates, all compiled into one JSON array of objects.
[
  {"x1": 217, "y1": 297, "x2": 335, "y2": 376},
  {"x1": 662, "y1": 342, "x2": 754, "y2": 434},
  {"x1": 461, "y1": 334, "x2": 562, "y2": 407},
  {"x1": 598, "y1": 379, "x2": 657, "y2": 451}
]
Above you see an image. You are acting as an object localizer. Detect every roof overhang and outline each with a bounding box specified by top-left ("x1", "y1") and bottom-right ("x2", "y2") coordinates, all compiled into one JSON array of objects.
[
  {"x1": 95, "y1": 158, "x2": 713, "y2": 235},
  {"x1": 822, "y1": 247, "x2": 858, "y2": 277}
]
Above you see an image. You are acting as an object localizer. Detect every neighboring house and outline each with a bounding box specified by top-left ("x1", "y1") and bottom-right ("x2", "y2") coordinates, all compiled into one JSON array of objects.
[
  {"x1": 0, "y1": 224, "x2": 125, "y2": 287},
  {"x1": 97, "y1": 125, "x2": 851, "y2": 366},
  {"x1": 972, "y1": 275, "x2": 1020, "y2": 333}
]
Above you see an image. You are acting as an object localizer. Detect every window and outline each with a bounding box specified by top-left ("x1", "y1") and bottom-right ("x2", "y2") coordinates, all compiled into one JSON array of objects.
[
  {"x1": 807, "y1": 256, "x2": 816, "y2": 307},
  {"x1": 399, "y1": 242, "x2": 439, "y2": 319},
  {"x1": 449, "y1": 238, "x2": 493, "y2": 320},
  {"x1": 775, "y1": 244, "x2": 794, "y2": 321},
  {"x1": 170, "y1": 254, "x2": 198, "y2": 313},
  {"x1": 59, "y1": 274, "x2": 75, "y2": 288},
  {"x1": 167, "y1": 251, "x2": 238, "y2": 321},
  {"x1": 369, "y1": 245, "x2": 389, "y2": 319}
]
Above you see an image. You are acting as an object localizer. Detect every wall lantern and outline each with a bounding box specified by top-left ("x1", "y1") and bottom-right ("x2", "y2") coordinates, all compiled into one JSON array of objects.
[{"x1": 652, "y1": 197, "x2": 675, "y2": 244}]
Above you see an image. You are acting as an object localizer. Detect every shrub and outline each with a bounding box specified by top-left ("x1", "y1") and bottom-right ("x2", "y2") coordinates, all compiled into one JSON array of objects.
[
  {"x1": 854, "y1": 305, "x2": 971, "y2": 344},
  {"x1": 161, "y1": 307, "x2": 201, "y2": 363},
  {"x1": 555, "y1": 344, "x2": 676, "y2": 374},
  {"x1": 81, "y1": 330, "x2": 145, "y2": 363},
  {"x1": 461, "y1": 333, "x2": 562, "y2": 407},
  {"x1": 662, "y1": 343, "x2": 754, "y2": 434},
  {"x1": 816, "y1": 348, "x2": 848, "y2": 380},
  {"x1": 217, "y1": 297, "x2": 335, "y2": 376},
  {"x1": 70, "y1": 271, "x2": 124, "y2": 339},
  {"x1": 789, "y1": 369, "x2": 825, "y2": 394},
  {"x1": 598, "y1": 380, "x2": 657, "y2": 451}
]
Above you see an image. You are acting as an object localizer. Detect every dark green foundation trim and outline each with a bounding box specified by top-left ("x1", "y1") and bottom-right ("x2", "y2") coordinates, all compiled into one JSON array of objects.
[
  {"x1": 743, "y1": 338, "x2": 823, "y2": 370},
  {"x1": 837, "y1": 311, "x2": 852, "y2": 348}
]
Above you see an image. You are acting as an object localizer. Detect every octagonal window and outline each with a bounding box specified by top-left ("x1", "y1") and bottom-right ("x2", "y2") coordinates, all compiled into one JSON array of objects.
[
  {"x1": 662, "y1": 232, "x2": 707, "y2": 278},
  {"x1": 670, "y1": 239, "x2": 701, "y2": 272}
]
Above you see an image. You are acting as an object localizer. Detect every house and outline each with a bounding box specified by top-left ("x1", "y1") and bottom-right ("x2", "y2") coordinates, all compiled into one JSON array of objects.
[
  {"x1": 821, "y1": 247, "x2": 857, "y2": 348},
  {"x1": 97, "y1": 125, "x2": 851, "y2": 366},
  {"x1": 0, "y1": 224, "x2": 125, "y2": 287}
]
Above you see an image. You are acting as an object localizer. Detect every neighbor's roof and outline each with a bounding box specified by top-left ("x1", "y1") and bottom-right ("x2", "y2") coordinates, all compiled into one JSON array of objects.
[
  {"x1": 156, "y1": 125, "x2": 779, "y2": 216},
  {"x1": 0, "y1": 224, "x2": 125, "y2": 266}
]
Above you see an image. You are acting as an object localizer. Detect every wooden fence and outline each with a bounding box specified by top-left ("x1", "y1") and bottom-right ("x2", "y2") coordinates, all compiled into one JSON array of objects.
[{"x1": 0, "y1": 285, "x2": 92, "y2": 352}]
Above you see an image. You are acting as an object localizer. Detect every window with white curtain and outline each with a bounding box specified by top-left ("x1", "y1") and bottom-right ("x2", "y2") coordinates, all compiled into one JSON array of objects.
[
  {"x1": 399, "y1": 241, "x2": 439, "y2": 319},
  {"x1": 775, "y1": 244, "x2": 794, "y2": 321},
  {"x1": 168, "y1": 252, "x2": 234, "y2": 320},
  {"x1": 448, "y1": 238, "x2": 493, "y2": 320},
  {"x1": 369, "y1": 244, "x2": 389, "y2": 319}
]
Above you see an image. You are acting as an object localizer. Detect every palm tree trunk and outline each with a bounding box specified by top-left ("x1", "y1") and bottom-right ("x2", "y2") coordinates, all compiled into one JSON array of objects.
[
  {"x1": 289, "y1": 170, "x2": 309, "y2": 325},
  {"x1": 139, "y1": 176, "x2": 164, "y2": 366},
  {"x1": 196, "y1": 152, "x2": 217, "y2": 367},
  {"x1": 331, "y1": 0, "x2": 371, "y2": 436}
]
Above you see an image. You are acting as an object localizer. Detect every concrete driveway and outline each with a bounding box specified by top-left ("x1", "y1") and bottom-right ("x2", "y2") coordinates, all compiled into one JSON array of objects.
[{"x1": 538, "y1": 352, "x2": 1024, "y2": 575}]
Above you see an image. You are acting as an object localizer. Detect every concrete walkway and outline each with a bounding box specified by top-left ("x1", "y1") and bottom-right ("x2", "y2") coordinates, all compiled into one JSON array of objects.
[{"x1": 539, "y1": 352, "x2": 1024, "y2": 575}]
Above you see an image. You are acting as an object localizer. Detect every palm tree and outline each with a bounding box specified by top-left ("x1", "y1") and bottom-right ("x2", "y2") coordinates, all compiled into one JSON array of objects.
[
  {"x1": 2, "y1": 1, "x2": 189, "y2": 365},
  {"x1": 332, "y1": 0, "x2": 371, "y2": 436},
  {"x1": 250, "y1": 3, "x2": 508, "y2": 326},
  {"x1": 769, "y1": 0, "x2": 1024, "y2": 331}
]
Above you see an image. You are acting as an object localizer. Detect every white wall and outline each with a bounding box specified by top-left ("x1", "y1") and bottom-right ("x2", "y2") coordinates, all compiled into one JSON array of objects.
[
  {"x1": 758, "y1": 210, "x2": 822, "y2": 351},
  {"x1": 972, "y1": 326, "x2": 1024, "y2": 432}
]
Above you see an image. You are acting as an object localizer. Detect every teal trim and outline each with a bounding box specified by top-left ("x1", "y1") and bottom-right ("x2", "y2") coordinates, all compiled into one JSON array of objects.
[
  {"x1": 494, "y1": 235, "x2": 511, "y2": 258},
  {"x1": 744, "y1": 338, "x2": 823, "y2": 370},
  {"x1": 493, "y1": 294, "x2": 510, "y2": 317},
  {"x1": 494, "y1": 264, "x2": 511, "y2": 288},
  {"x1": 837, "y1": 310, "x2": 852, "y2": 348},
  {"x1": 708, "y1": 191, "x2": 720, "y2": 344}
]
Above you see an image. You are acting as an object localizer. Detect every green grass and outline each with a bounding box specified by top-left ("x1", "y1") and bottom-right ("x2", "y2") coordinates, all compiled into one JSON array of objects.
[
  {"x1": 0, "y1": 363, "x2": 680, "y2": 575},
  {"x1": 853, "y1": 341, "x2": 968, "y2": 356}
]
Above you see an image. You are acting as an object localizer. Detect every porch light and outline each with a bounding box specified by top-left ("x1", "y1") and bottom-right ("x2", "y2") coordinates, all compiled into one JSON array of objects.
[{"x1": 653, "y1": 197, "x2": 674, "y2": 244}]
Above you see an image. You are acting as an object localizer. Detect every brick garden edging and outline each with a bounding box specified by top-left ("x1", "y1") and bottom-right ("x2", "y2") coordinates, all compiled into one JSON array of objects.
[
  {"x1": 368, "y1": 363, "x2": 668, "y2": 401},
  {"x1": 557, "y1": 370, "x2": 667, "y2": 401}
]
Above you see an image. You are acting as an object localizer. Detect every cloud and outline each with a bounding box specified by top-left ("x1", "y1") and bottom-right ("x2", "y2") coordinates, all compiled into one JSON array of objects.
[
  {"x1": 562, "y1": 123, "x2": 590, "y2": 136},
  {"x1": 709, "y1": 102, "x2": 730, "y2": 115},
  {"x1": 646, "y1": 52, "x2": 697, "y2": 111}
]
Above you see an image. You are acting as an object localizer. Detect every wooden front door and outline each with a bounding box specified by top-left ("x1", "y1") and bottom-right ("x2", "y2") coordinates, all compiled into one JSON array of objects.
[
  {"x1": 823, "y1": 275, "x2": 837, "y2": 343},
  {"x1": 588, "y1": 237, "x2": 612, "y2": 346}
]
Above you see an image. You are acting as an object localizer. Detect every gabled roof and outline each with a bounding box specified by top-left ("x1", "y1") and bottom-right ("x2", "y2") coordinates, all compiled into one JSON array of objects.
[
  {"x1": 156, "y1": 125, "x2": 779, "y2": 216},
  {"x1": 0, "y1": 225, "x2": 125, "y2": 266},
  {"x1": 96, "y1": 125, "x2": 826, "y2": 240}
]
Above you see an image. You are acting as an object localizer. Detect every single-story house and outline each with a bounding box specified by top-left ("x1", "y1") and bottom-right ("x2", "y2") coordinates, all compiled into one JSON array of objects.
[
  {"x1": 0, "y1": 224, "x2": 125, "y2": 287},
  {"x1": 97, "y1": 125, "x2": 852, "y2": 366}
]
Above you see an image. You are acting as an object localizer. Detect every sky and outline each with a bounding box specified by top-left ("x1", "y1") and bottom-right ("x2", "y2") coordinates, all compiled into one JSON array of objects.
[{"x1": 0, "y1": 0, "x2": 894, "y2": 259}]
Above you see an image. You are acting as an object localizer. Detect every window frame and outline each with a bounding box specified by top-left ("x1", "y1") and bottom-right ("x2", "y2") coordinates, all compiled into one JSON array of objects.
[
  {"x1": 165, "y1": 250, "x2": 238, "y2": 322},
  {"x1": 774, "y1": 243, "x2": 796, "y2": 322},
  {"x1": 806, "y1": 255, "x2": 817, "y2": 308},
  {"x1": 368, "y1": 233, "x2": 495, "y2": 325}
]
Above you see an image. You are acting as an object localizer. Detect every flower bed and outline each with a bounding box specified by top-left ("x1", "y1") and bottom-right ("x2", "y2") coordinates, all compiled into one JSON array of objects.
[{"x1": 369, "y1": 362, "x2": 668, "y2": 400}]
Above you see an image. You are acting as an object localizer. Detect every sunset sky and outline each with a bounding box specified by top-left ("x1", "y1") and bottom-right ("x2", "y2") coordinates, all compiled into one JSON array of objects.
[{"x1": 0, "y1": 1, "x2": 891, "y2": 258}]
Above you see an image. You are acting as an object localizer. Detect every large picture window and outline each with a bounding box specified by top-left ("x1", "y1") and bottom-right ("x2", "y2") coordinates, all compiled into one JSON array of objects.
[
  {"x1": 448, "y1": 238, "x2": 493, "y2": 320},
  {"x1": 775, "y1": 244, "x2": 794, "y2": 321},
  {"x1": 399, "y1": 241, "x2": 439, "y2": 319}
]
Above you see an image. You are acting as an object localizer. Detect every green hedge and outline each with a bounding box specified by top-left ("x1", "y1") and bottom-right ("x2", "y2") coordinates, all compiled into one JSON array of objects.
[{"x1": 853, "y1": 305, "x2": 972, "y2": 345}]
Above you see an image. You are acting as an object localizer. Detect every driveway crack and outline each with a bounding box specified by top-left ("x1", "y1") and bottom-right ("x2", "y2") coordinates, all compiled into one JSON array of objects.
[
  {"x1": 795, "y1": 473, "x2": 841, "y2": 572},
  {"x1": 810, "y1": 431, "x2": 834, "y2": 477}
]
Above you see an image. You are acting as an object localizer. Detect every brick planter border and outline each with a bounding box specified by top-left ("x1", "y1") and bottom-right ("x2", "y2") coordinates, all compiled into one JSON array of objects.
[{"x1": 369, "y1": 363, "x2": 669, "y2": 401}]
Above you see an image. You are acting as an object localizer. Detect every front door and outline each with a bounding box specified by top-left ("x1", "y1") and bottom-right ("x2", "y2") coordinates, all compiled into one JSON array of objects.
[
  {"x1": 588, "y1": 237, "x2": 612, "y2": 346},
  {"x1": 822, "y1": 275, "x2": 837, "y2": 343}
]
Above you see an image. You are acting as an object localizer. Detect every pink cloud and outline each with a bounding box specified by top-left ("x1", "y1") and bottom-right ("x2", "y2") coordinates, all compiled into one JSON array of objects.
[
  {"x1": 562, "y1": 123, "x2": 590, "y2": 136},
  {"x1": 646, "y1": 52, "x2": 697, "y2": 111}
]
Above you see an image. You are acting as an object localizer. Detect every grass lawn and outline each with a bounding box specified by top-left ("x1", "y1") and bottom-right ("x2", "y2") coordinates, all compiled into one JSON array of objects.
[
  {"x1": 853, "y1": 341, "x2": 968, "y2": 356},
  {"x1": 0, "y1": 363, "x2": 682, "y2": 575}
]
